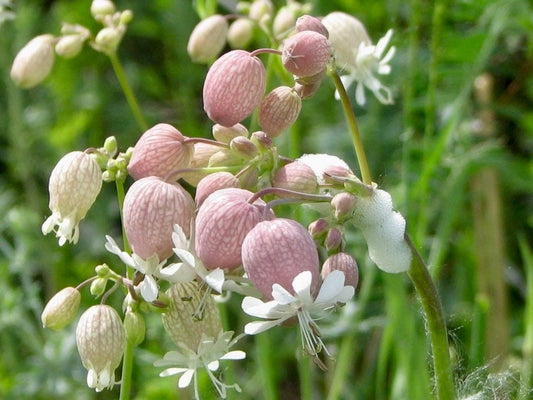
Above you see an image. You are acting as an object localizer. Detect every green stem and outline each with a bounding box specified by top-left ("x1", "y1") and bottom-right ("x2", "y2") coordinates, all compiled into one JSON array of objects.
[
  {"x1": 298, "y1": 354, "x2": 312, "y2": 400},
  {"x1": 406, "y1": 235, "x2": 454, "y2": 400},
  {"x1": 256, "y1": 333, "x2": 279, "y2": 400},
  {"x1": 328, "y1": 70, "x2": 372, "y2": 185},
  {"x1": 115, "y1": 178, "x2": 135, "y2": 400},
  {"x1": 108, "y1": 52, "x2": 148, "y2": 132}
]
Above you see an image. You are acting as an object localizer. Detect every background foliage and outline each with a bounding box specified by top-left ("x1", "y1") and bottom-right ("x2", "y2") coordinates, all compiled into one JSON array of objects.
[{"x1": 0, "y1": 0, "x2": 531, "y2": 399}]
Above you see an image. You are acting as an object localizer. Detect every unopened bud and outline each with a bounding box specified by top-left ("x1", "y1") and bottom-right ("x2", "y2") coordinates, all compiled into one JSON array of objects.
[
  {"x1": 94, "y1": 27, "x2": 123, "y2": 55},
  {"x1": 41, "y1": 287, "x2": 81, "y2": 330},
  {"x1": 273, "y1": 6, "x2": 296, "y2": 39},
  {"x1": 321, "y1": 253, "x2": 358, "y2": 288},
  {"x1": 95, "y1": 263, "x2": 111, "y2": 278},
  {"x1": 249, "y1": 0, "x2": 274, "y2": 23},
  {"x1": 187, "y1": 15, "x2": 229, "y2": 63},
  {"x1": 308, "y1": 218, "x2": 330, "y2": 240},
  {"x1": 227, "y1": 18, "x2": 254, "y2": 49},
  {"x1": 124, "y1": 309, "x2": 145, "y2": 346},
  {"x1": 55, "y1": 34, "x2": 86, "y2": 58},
  {"x1": 11, "y1": 34, "x2": 55, "y2": 88},
  {"x1": 103, "y1": 136, "x2": 118, "y2": 156},
  {"x1": 90, "y1": 277, "x2": 108, "y2": 297},
  {"x1": 331, "y1": 192, "x2": 356, "y2": 220},
  {"x1": 325, "y1": 228, "x2": 344, "y2": 252},
  {"x1": 259, "y1": 86, "x2": 302, "y2": 137},
  {"x1": 230, "y1": 136, "x2": 259, "y2": 159},
  {"x1": 91, "y1": 0, "x2": 116, "y2": 21},
  {"x1": 212, "y1": 123, "x2": 249, "y2": 143},
  {"x1": 296, "y1": 15, "x2": 329, "y2": 38},
  {"x1": 282, "y1": 31, "x2": 331, "y2": 78},
  {"x1": 272, "y1": 161, "x2": 318, "y2": 194},
  {"x1": 195, "y1": 172, "x2": 240, "y2": 207},
  {"x1": 76, "y1": 305, "x2": 125, "y2": 392}
]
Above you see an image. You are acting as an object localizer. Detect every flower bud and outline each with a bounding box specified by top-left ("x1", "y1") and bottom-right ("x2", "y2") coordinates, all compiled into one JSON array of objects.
[
  {"x1": 42, "y1": 151, "x2": 103, "y2": 246},
  {"x1": 294, "y1": 69, "x2": 326, "y2": 99},
  {"x1": 208, "y1": 148, "x2": 240, "y2": 167},
  {"x1": 124, "y1": 308, "x2": 145, "y2": 346},
  {"x1": 127, "y1": 123, "x2": 192, "y2": 181},
  {"x1": 273, "y1": 6, "x2": 296, "y2": 39},
  {"x1": 90, "y1": 277, "x2": 108, "y2": 297},
  {"x1": 187, "y1": 15, "x2": 229, "y2": 63},
  {"x1": 321, "y1": 12, "x2": 370, "y2": 70},
  {"x1": 76, "y1": 305, "x2": 125, "y2": 392},
  {"x1": 162, "y1": 281, "x2": 222, "y2": 350},
  {"x1": 94, "y1": 27, "x2": 123, "y2": 55},
  {"x1": 227, "y1": 18, "x2": 254, "y2": 49},
  {"x1": 11, "y1": 34, "x2": 55, "y2": 88},
  {"x1": 325, "y1": 227, "x2": 343, "y2": 252},
  {"x1": 297, "y1": 153, "x2": 353, "y2": 185},
  {"x1": 242, "y1": 218, "x2": 320, "y2": 299},
  {"x1": 259, "y1": 86, "x2": 302, "y2": 137},
  {"x1": 230, "y1": 136, "x2": 258, "y2": 159},
  {"x1": 90, "y1": 0, "x2": 116, "y2": 21},
  {"x1": 41, "y1": 287, "x2": 81, "y2": 330},
  {"x1": 212, "y1": 123, "x2": 249, "y2": 144},
  {"x1": 282, "y1": 31, "x2": 331, "y2": 78},
  {"x1": 195, "y1": 188, "x2": 271, "y2": 270},
  {"x1": 308, "y1": 218, "x2": 330, "y2": 240},
  {"x1": 55, "y1": 34, "x2": 86, "y2": 58},
  {"x1": 331, "y1": 192, "x2": 356, "y2": 220},
  {"x1": 249, "y1": 0, "x2": 274, "y2": 23},
  {"x1": 195, "y1": 172, "x2": 240, "y2": 207},
  {"x1": 296, "y1": 15, "x2": 329, "y2": 38},
  {"x1": 321, "y1": 253, "x2": 358, "y2": 288},
  {"x1": 272, "y1": 161, "x2": 318, "y2": 194},
  {"x1": 203, "y1": 50, "x2": 266, "y2": 127},
  {"x1": 181, "y1": 142, "x2": 222, "y2": 186},
  {"x1": 123, "y1": 177, "x2": 195, "y2": 260}
]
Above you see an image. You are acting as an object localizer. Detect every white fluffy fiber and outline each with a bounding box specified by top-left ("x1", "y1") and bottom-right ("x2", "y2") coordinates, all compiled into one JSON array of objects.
[
  {"x1": 297, "y1": 153, "x2": 352, "y2": 185},
  {"x1": 352, "y1": 189, "x2": 411, "y2": 273}
]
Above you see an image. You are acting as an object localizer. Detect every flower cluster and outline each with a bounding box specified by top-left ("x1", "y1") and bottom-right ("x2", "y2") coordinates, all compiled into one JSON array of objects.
[{"x1": 32, "y1": 0, "x2": 410, "y2": 398}]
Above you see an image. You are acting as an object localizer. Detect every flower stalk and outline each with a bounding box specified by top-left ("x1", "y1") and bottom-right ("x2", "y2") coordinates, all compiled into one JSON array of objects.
[{"x1": 328, "y1": 70, "x2": 372, "y2": 185}]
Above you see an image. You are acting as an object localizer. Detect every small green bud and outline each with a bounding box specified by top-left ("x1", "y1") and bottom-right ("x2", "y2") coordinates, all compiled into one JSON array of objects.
[
  {"x1": 55, "y1": 34, "x2": 85, "y2": 58},
  {"x1": 120, "y1": 9, "x2": 133, "y2": 25},
  {"x1": 103, "y1": 136, "x2": 118, "y2": 157},
  {"x1": 93, "y1": 27, "x2": 123, "y2": 55},
  {"x1": 41, "y1": 287, "x2": 81, "y2": 330},
  {"x1": 95, "y1": 263, "x2": 110, "y2": 278},
  {"x1": 90, "y1": 277, "x2": 108, "y2": 297},
  {"x1": 102, "y1": 170, "x2": 116, "y2": 182},
  {"x1": 227, "y1": 18, "x2": 254, "y2": 49},
  {"x1": 124, "y1": 309, "x2": 145, "y2": 346}
]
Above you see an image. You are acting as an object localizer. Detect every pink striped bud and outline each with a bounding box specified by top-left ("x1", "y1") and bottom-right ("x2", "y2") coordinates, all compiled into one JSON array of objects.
[
  {"x1": 243, "y1": 218, "x2": 320, "y2": 299},
  {"x1": 195, "y1": 172, "x2": 240, "y2": 207},
  {"x1": 41, "y1": 287, "x2": 81, "y2": 330},
  {"x1": 272, "y1": 161, "x2": 318, "y2": 194},
  {"x1": 325, "y1": 227, "x2": 343, "y2": 252},
  {"x1": 331, "y1": 192, "x2": 356, "y2": 220},
  {"x1": 187, "y1": 15, "x2": 229, "y2": 63},
  {"x1": 295, "y1": 15, "x2": 329, "y2": 38},
  {"x1": 259, "y1": 86, "x2": 302, "y2": 137},
  {"x1": 230, "y1": 136, "x2": 258, "y2": 159},
  {"x1": 195, "y1": 188, "x2": 272, "y2": 270},
  {"x1": 308, "y1": 218, "x2": 330, "y2": 241},
  {"x1": 282, "y1": 31, "x2": 331, "y2": 78},
  {"x1": 321, "y1": 253, "x2": 358, "y2": 288},
  {"x1": 203, "y1": 50, "x2": 266, "y2": 127},
  {"x1": 128, "y1": 123, "x2": 192, "y2": 181},
  {"x1": 123, "y1": 177, "x2": 194, "y2": 260},
  {"x1": 76, "y1": 305, "x2": 125, "y2": 392},
  {"x1": 181, "y1": 142, "x2": 222, "y2": 186}
]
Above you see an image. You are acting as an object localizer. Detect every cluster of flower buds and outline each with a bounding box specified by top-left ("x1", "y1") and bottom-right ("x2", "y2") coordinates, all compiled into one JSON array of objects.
[{"x1": 10, "y1": 0, "x2": 132, "y2": 88}]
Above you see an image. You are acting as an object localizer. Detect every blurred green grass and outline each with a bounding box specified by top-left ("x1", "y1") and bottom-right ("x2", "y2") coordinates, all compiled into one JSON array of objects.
[{"x1": 0, "y1": 0, "x2": 531, "y2": 399}]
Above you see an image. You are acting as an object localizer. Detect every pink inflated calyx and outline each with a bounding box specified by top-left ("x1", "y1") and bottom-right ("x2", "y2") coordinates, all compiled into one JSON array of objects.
[
  {"x1": 282, "y1": 30, "x2": 331, "y2": 78},
  {"x1": 195, "y1": 172, "x2": 240, "y2": 207},
  {"x1": 242, "y1": 218, "x2": 320, "y2": 300},
  {"x1": 123, "y1": 177, "x2": 194, "y2": 260},
  {"x1": 259, "y1": 86, "x2": 302, "y2": 137},
  {"x1": 272, "y1": 161, "x2": 318, "y2": 195},
  {"x1": 203, "y1": 50, "x2": 266, "y2": 127},
  {"x1": 195, "y1": 188, "x2": 272, "y2": 271},
  {"x1": 321, "y1": 252, "x2": 359, "y2": 289},
  {"x1": 128, "y1": 123, "x2": 192, "y2": 181}
]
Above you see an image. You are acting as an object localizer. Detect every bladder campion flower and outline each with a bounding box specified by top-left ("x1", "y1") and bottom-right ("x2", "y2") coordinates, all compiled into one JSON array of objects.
[
  {"x1": 76, "y1": 305, "x2": 125, "y2": 392},
  {"x1": 322, "y1": 12, "x2": 395, "y2": 105},
  {"x1": 11, "y1": 34, "x2": 56, "y2": 88},
  {"x1": 42, "y1": 151, "x2": 103, "y2": 246},
  {"x1": 41, "y1": 286, "x2": 81, "y2": 330}
]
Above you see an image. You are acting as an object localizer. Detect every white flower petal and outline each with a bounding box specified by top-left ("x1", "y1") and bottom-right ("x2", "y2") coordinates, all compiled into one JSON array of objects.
[
  {"x1": 356, "y1": 82, "x2": 366, "y2": 105},
  {"x1": 178, "y1": 369, "x2": 195, "y2": 388},
  {"x1": 221, "y1": 350, "x2": 246, "y2": 360},
  {"x1": 105, "y1": 236, "x2": 135, "y2": 267},
  {"x1": 241, "y1": 297, "x2": 288, "y2": 318},
  {"x1": 140, "y1": 274, "x2": 159, "y2": 302},
  {"x1": 244, "y1": 319, "x2": 287, "y2": 335},
  {"x1": 207, "y1": 360, "x2": 219, "y2": 371},
  {"x1": 271, "y1": 284, "x2": 296, "y2": 305},
  {"x1": 159, "y1": 262, "x2": 196, "y2": 283},
  {"x1": 314, "y1": 270, "x2": 345, "y2": 304},
  {"x1": 159, "y1": 367, "x2": 189, "y2": 377},
  {"x1": 174, "y1": 248, "x2": 196, "y2": 267},
  {"x1": 205, "y1": 268, "x2": 225, "y2": 293},
  {"x1": 291, "y1": 271, "x2": 313, "y2": 303}
]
